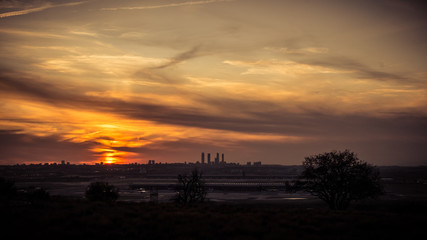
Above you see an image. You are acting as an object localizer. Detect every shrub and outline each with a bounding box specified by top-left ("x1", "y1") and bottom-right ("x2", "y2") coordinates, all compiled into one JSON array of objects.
[
  {"x1": 27, "y1": 187, "x2": 50, "y2": 205},
  {"x1": 85, "y1": 182, "x2": 119, "y2": 202},
  {"x1": 0, "y1": 177, "x2": 16, "y2": 202}
]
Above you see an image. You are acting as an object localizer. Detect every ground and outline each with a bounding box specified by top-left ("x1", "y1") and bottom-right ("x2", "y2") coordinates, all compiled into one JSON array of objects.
[{"x1": 2, "y1": 198, "x2": 427, "y2": 240}]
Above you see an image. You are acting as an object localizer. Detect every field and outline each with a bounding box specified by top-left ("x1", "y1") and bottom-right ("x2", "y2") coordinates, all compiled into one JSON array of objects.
[
  {"x1": 2, "y1": 197, "x2": 427, "y2": 240},
  {"x1": 2, "y1": 164, "x2": 427, "y2": 239}
]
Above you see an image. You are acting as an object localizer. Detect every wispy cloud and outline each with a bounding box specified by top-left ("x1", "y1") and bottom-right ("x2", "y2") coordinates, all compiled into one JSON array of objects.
[
  {"x1": 223, "y1": 59, "x2": 347, "y2": 76},
  {"x1": 297, "y1": 56, "x2": 415, "y2": 83},
  {"x1": 0, "y1": 1, "x2": 86, "y2": 18},
  {"x1": 152, "y1": 46, "x2": 201, "y2": 69},
  {"x1": 0, "y1": 28, "x2": 69, "y2": 39},
  {"x1": 280, "y1": 47, "x2": 329, "y2": 55},
  {"x1": 101, "y1": 0, "x2": 234, "y2": 11}
]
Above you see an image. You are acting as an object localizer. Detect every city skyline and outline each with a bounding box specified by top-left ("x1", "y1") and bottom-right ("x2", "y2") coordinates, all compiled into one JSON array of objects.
[{"x1": 1, "y1": 0, "x2": 426, "y2": 166}]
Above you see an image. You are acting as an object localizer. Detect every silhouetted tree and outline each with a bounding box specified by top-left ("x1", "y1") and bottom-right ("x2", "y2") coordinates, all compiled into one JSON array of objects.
[
  {"x1": 85, "y1": 182, "x2": 119, "y2": 202},
  {"x1": 287, "y1": 150, "x2": 383, "y2": 210},
  {"x1": 175, "y1": 169, "x2": 207, "y2": 204},
  {"x1": 26, "y1": 187, "x2": 50, "y2": 205},
  {"x1": 0, "y1": 177, "x2": 16, "y2": 202}
]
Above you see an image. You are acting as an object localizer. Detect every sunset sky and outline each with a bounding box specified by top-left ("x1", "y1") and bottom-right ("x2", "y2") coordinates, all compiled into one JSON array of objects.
[{"x1": 1, "y1": 0, "x2": 426, "y2": 165}]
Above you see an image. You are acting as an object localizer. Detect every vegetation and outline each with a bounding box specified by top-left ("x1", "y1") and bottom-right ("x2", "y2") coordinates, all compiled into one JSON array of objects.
[
  {"x1": 26, "y1": 187, "x2": 50, "y2": 205},
  {"x1": 175, "y1": 168, "x2": 207, "y2": 204},
  {"x1": 0, "y1": 177, "x2": 16, "y2": 201},
  {"x1": 1, "y1": 199, "x2": 427, "y2": 240},
  {"x1": 0, "y1": 163, "x2": 426, "y2": 239},
  {"x1": 1, "y1": 177, "x2": 50, "y2": 205},
  {"x1": 288, "y1": 150, "x2": 383, "y2": 210},
  {"x1": 85, "y1": 182, "x2": 119, "y2": 202}
]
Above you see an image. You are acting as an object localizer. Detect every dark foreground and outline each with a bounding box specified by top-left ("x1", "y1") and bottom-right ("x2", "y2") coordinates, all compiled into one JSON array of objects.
[{"x1": 2, "y1": 198, "x2": 427, "y2": 240}]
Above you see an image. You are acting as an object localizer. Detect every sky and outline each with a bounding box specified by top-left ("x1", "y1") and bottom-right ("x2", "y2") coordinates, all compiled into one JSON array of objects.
[{"x1": 0, "y1": 0, "x2": 426, "y2": 165}]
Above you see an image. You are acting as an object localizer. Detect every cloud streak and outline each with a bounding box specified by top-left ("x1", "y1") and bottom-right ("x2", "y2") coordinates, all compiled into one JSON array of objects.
[
  {"x1": 101, "y1": 0, "x2": 234, "y2": 11},
  {"x1": 297, "y1": 56, "x2": 413, "y2": 83},
  {"x1": 0, "y1": 1, "x2": 86, "y2": 18},
  {"x1": 152, "y1": 46, "x2": 201, "y2": 69}
]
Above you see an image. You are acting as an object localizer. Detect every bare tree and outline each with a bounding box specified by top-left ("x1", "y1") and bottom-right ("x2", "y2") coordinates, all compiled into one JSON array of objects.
[
  {"x1": 288, "y1": 150, "x2": 383, "y2": 210},
  {"x1": 175, "y1": 169, "x2": 207, "y2": 204}
]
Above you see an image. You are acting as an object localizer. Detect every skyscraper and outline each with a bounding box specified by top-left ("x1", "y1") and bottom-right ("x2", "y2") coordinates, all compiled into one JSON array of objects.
[
  {"x1": 201, "y1": 152, "x2": 205, "y2": 164},
  {"x1": 207, "y1": 153, "x2": 211, "y2": 164},
  {"x1": 221, "y1": 153, "x2": 224, "y2": 163},
  {"x1": 215, "y1": 152, "x2": 219, "y2": 164}
]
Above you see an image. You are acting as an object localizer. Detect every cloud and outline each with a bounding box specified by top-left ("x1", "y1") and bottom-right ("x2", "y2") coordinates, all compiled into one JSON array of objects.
[
  {"x1": 0, "y1": 1, "x2": 87, "y2": 18},
  {"x1": 152, "y1": 46, "x2": 201, "y2": 69},
  {"x1": 382, "y1": 0, "x2": 427, "y2": 13},
  {"x1": 0, "y1": 70, "x2": 62, "y2": 102},
  {"x1": 35, "y1": 54, "x2": 167, "y2": 76},
  {"x1": 1, "y1": 67, "x2": 426, "y2": 139},
  {"x1": 233, "y1": 53, "x2": 418, "y2": 85},
  {"x1": 101, "y1": 0, "x2": 235, "y2": 11},
  {"x1": 280, "y1": 47, "x2": 329, "y2": 55},
  {"x1": 0, "y1": 28, "x2": 70, "y2": 39},
  {"x1": 0, "y1": 68, "x2": 310, "y2": 136},
  {"x1": 1, "y1": 68, "x2": 427, "y2": 165},
  {"x1": 297, "y1": 56, "x2": 416, "y2": 83},
  {"x1": 0, "y1": 130, "x2": 94, "y2": 164},
  {"x1": 223, "y1": 59, "x2": 346, "y2": 76},
  {"x1": 0, "y1": 4, "x2": 51, "y2": 18}
]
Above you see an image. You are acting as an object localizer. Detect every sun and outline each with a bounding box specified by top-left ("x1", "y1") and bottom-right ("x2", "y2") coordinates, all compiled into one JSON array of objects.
[
  {"x1": 103, "y1": 151, "x2": 120, "y2": 164},
  {"x1": 104, "y1": 156, "x2": 117, "y2": 164},
  {"x1": 100, "y1": 150, "x2": 132, "y2": 164}
]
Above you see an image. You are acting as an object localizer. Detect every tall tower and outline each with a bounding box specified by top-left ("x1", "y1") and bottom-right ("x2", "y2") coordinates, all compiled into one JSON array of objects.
[
  {"x1": 221, "y1": 153, "x2": 224, "y2": 163},
  {"x1": 207, "y1": 153, "x2": 211, "y2": 164},
  {"x1": 215, "y1": 152, "x2": 219, "y2": 164},
  {"x1": 201, "y1": 152, "x2": 205, "y2": 164}
]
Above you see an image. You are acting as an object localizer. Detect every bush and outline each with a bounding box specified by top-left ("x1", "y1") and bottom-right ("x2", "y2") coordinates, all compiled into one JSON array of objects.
[
  {"x1": 85, "y1": 182, "x2": 119, "y2": 202},
  {"x1": 0, "y1": 178, "x2": 16, "y2": 195},
  {"x1": 0, "y1": 177, "x2": 16, "y2": 202},
  {"x1": 27, "y1": 187, "x2": 50, "y2": 205}
]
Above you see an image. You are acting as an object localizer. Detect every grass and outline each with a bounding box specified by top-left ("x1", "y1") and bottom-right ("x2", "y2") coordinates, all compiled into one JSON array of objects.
[{"x1": 1, "y1": 197, "x2": 427, "y2": 239}]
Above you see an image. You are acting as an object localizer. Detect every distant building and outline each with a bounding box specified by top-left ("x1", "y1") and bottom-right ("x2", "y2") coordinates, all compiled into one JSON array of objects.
[
  {"x1": 148, "y1": 160, "x2": 155, "y2": 165},
  {"x1": 246, "y1": 162, "x2": 251, "y2": 166},
  {"x1": 202, "y1": 152, "x2": 227, "y2": 165},
  {"x1": 61, "y1": 160, "x2": 65, "y2": 165},
  {"x1": 253, "y1": 161, "x2": 262, "y2": 166}
]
